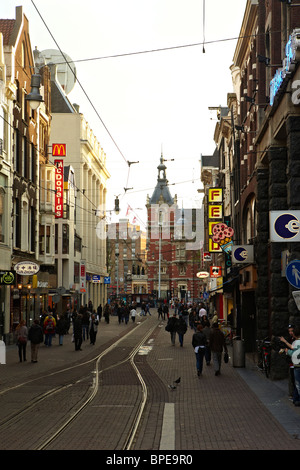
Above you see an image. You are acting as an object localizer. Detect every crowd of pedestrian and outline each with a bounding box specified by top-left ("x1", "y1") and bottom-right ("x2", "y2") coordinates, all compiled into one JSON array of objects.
[
  {"x1": 14, "y1": 299, "x2": 108, "y2": 362},
  {"x1": 164, "y1": 301, "x2": 228, "y2": 377}
]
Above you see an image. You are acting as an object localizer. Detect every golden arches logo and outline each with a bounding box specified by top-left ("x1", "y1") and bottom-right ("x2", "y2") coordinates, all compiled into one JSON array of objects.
[{"x1": 52, "y1": 143, "x2": 66, "y2": 156}]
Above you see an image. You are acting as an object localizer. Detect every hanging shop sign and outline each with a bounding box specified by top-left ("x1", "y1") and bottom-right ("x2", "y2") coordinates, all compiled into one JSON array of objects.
[
  {"x1": 270, "y1": 211, "x2": 300, "y2": 242},
  {"x1": 80, "y1": 260, "x2": 86, "y2": 293},
  {"x1": 231, "y1": 245, "x2": 254, "y2": 264},
  {"x1": 208, "y1": 188, "x2": 223, "y2": 253},
  {"x1": 212, "y1": 223, "x2": 234, "y2": 254},
  {"x1": 203, "y1": 252, "x2": 212, "y2": 262},
  {"x1": 54, "y1": 159, "x2": 64, "y2": 218},
  {"x1": 270, "y1": 29, "x2": 300, "y2": 106},
  {"x1": 15, "y1": 261, "x2": 40, "y2": 276},
  {"x1": 210, "y1": 266, "x2": 222, "y2": 278},
  {"x1": 196, "y1": 271, "x2": 210, "y2": 279},
  {"x1": 0, "y1": 270, "x2": 16, "y2": 285},
  {"x1": 92, "y1": 275, "x2": 101, "y2": 283},
  {"x1": 52, "y1": 143, "x2": 66, "y2": 157}
]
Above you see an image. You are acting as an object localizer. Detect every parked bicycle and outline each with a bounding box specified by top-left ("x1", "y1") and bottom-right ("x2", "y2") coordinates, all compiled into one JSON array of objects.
[{"x1": 256, "y1": 337, "x2": 272, "y2": 378}]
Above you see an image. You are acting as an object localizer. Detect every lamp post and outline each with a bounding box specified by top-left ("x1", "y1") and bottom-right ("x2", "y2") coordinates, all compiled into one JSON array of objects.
[
  {"x1": 158, "y1": 210, "x2": 162, "y2": 299},
  {"x1": 115, "y1": 252, "x2": 119, "y2": 298},
  {"x1": 25, "y1": 74, "x2": 43, "y2": 110}
]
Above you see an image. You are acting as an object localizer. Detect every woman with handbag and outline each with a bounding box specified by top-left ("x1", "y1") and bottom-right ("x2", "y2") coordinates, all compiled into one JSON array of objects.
[{"x1": 15, "y1": 320, "x2": 28, "y2": 362}]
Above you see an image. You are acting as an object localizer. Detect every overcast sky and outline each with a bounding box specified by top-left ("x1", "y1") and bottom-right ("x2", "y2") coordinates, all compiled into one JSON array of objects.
[{"x1": 2, "y1": 0, "x2": 247, "y2": 229}]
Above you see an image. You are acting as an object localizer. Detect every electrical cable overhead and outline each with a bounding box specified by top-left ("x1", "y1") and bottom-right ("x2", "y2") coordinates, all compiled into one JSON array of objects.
[
  {"x1": 202, "y1": 0, "x2": 206, "y2": 53},
  {"x1": 28, "y1": 30, "x2": 284, "y2": 67},
  {"x1": 31, "y1": 0, "x2": 129, "y2": 169}
]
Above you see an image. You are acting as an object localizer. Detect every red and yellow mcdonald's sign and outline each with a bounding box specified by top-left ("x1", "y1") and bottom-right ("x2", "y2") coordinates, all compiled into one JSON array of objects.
[
  {"x1": 52, "y1": 143, "x2": 66, "y2": 157},
  {"x1": 54, "y1": 159, "x2": 64, "y2": 218}
]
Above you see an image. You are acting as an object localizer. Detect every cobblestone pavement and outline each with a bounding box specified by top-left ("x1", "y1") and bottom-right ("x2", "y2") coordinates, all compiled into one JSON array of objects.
[{"x1": 1, "y1": 311, "x2": 300, "y2": 451}]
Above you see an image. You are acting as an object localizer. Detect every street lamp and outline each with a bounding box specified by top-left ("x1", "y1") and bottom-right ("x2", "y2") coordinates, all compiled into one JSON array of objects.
[
  {"x1": 25, "y1": 74, "x2": 43, "y2": 110},
  {"x1": 158, "y1": 210, "x2": 162, "y2": 299}
]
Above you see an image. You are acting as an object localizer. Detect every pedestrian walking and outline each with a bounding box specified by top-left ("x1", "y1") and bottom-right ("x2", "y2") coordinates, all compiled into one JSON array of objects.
[
  {"x1": 124, "y1": 305, "x2": 130, "y2": 324},
  {"x1": 192, "y1": 324, "x2": 207, "y2": 376},
  {"x1": 81, "y1": 307, "x2": 90, "y2": 341},
  {"x1": 209, "y1": 322, "x2": 228, "y2": 376},
  {"x1": 15, "y1": 320, "x2": 28, "y2": 362},
  {"x1": 157, "y1": 305, "x2": 163, "y2": 320},
  {"x1": 165, "y1": 313, "x2": 179, "y2": 346},
  {"x1": 74, "y1": 313, "x2": 83, "y2": 351},
  {"x1": 56, "y1": 313, "x2": 68, "y2": 345},
  {"x1": 130, "y1": 307, "x2": 137, "y2": 322},
  {"x1": 43, "y1": 312, "x2": 56, "y2": 347},
  {"x1": 285, "y1": 325, "x2": 300, "y2": 406},
  {"x1": 104, "y1": 304, "x2": 110, "y2": 324},
  {"x1": 177, "y1": 315, "x2": 187, "y2": 347},
  {"x1": 280, "y1": 324, "x2": 296, "y2": 398},
  {"x1": 97, "y1": 304, "x2": 102, "y2": 321},
  {"x1": 163, "y1": 304, "x2": 169, "y2": 320},
  {"x1": 203, "y1": 320, "x2": 211, "y2": 365},
  {"x1": 28, "y1": 319, "x2": 43, "y2": 362},
  {"x1": 89, "y1": 314, "x2": 98, "y2": 345}
]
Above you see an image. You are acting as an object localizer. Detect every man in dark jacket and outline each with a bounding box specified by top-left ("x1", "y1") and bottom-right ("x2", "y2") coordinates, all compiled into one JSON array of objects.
[
  {"x1": 166, "y1": 314, "x2": 179, "y2": 346},
  {"x1": 209, "y1": 322, "x2": 228, "y2": 376},
  {"x1": 192, "y1": 324, "x2": 207, "y2": 376},
  {"x1": 28, "y1": 319, "x2": 43, "y2": 363},
  {"x1": 74, "y1": 314, "x2": 83, "y2": 351}
]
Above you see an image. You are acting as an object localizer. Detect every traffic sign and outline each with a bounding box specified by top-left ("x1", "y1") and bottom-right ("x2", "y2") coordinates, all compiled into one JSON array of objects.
[
  {"x1": 286, "y1": 260, "x2": 300, "y2": 289},
  {"x1": 292, "y1": 291, "x2": 300, "y2": 310}
]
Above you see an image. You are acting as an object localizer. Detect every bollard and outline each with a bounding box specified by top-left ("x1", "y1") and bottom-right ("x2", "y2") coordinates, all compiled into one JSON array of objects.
[{"x1": 232, "y1": 338, "x2": 245, "y2": 367}]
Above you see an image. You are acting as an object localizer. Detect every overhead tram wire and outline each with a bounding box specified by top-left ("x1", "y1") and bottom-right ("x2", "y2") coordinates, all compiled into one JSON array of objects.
[
  {"x1": 31, "y1": 0, "x2": 130, "y2": 170},
  {"x1": 30, "y1": 29, "x2": 285, "y2": 67}
]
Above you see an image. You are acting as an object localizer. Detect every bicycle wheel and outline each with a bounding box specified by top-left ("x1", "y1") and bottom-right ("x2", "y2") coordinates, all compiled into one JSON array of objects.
[{"x1": 262, "y1": 352, "x2": 270, "y2": 378}]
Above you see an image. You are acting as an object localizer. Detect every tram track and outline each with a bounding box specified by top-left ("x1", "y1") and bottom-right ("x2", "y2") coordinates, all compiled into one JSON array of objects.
[{"x1": 0, "y1": 318, "x2": 160, "y2": 450}]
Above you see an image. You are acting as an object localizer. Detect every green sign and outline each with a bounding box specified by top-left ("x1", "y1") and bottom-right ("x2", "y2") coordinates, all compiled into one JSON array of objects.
[{"x1": 0, "y1": 271, "x2": 16, "y2": 285}]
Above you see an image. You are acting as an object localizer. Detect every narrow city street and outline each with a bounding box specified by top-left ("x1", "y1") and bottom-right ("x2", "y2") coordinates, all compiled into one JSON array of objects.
[{"x1": 1, "y1": 314, "x2": 300, "y2": 452}]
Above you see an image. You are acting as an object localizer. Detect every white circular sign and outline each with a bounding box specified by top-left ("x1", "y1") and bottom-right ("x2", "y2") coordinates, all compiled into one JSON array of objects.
[
  {"x1": 196, "y1": 271, "x2": 210, "y2": 279},
  {"x1": 15, "y1": 261, "x2": 40, "y2": 276}
]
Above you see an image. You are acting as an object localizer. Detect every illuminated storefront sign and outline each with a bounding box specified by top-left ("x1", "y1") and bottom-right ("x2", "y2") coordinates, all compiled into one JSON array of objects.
[
  {"x1": 208, "y1": 188, "x2": 223, "y2": 252},
  {"x1": 54, "y1": 159, "x2": 63, "y2": 218},
  {"x1": 208, "y1": 188, "x2": 223, "y2": 203},
  {"x1": 270, "y1": 29, "x2": 300, "y2": 106},
  {"x1": 52, "y1": 143, "x2": 66, "y2": 156}
]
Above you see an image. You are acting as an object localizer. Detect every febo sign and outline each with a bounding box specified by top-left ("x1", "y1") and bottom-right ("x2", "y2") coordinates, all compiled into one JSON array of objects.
[
  {"x1": 208, "y1": 188, "x2": 223, "y2": 253},
  {"x1": 54, "y1": 159, "x2": 63, "y2": 218}
]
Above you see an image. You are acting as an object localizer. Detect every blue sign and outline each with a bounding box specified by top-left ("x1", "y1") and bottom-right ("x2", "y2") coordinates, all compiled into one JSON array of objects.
[
  {"x1": 270, "y1": 31, "x2": 297, "y2": 105},
  {"x1": 286, "y1": 260, "x2": 300, "y2": 289},
  {"x1": 232, "y1": 245, "x2": 254, "y2": 264},
  {"x1": 92, "y1": 275, "x2": 101, "y2": 283},
  {"x1": 270, "y1": 211, "x2": 300, "y2": 242},
  {"x1": 104, "y1": 276, "x2": 111, "y2": 284}
]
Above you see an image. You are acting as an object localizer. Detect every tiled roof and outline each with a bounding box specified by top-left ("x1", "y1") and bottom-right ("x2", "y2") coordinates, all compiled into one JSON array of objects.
[{"x1": 0, "y1": 19, "x2": 15, "y2": 44}]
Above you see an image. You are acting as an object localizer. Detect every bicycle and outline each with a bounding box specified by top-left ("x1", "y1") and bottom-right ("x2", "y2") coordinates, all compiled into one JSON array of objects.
[{"x1": 256, "y1": 337, "x2": 272, "y2": 378}]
